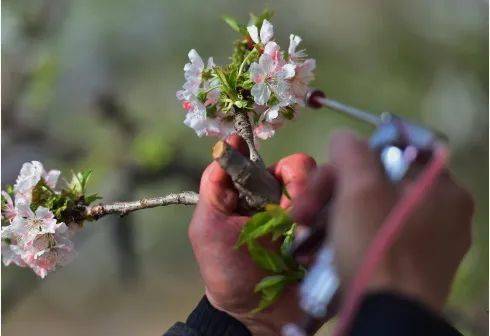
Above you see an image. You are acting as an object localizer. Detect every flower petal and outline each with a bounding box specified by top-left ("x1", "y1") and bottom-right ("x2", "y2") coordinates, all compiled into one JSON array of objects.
[
  {"x1": 263, "y1": 41, "x2": 281, "y2": 63},
  {"x1": 258, "y1": 54, "x2": 274, "y2": 76},
  {"x1": 247, "y1": 25, "x2": 259, "y2": 43},
  {"x1": 44, "y1": 170, "x2": 60, "y2": 189},
  {"x1": 188, "y1": 49, "x2": 204, "y2": 69},
  {"x1": 249, "y1": 62, "x2": 265, "y2": 83},
  {"x1": 288, "y1": 34, "x2": 301, "y2": 56},
  {"x1": 251, "y1": 83, "x2": 271, "y2": 106},
  {"x1": 254, "y1": 123, "x2": 276, "y2": 140},
  {"x1": 260, "y1": 19, "x2": 274, "y2": 44},
  {"x1": 278, "y1": 63, "x2": 296, "y2": 79}
]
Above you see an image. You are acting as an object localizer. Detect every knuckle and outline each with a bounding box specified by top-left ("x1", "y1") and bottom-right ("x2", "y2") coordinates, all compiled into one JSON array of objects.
[{"x1": 285, "y1": 153, "x2": 317, "y2": 169}]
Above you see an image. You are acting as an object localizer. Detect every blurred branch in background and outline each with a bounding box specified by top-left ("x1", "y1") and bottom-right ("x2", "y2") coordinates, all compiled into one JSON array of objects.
[{"x1": 95, "y1": 93, "x2": 201, "y2": 283}]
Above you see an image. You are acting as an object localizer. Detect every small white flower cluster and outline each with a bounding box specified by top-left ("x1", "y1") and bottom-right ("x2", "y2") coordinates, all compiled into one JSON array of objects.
[
  {"x1": 176, "y1": 51, "x2": 235, "y2": 138},
  {"x1": 177, "y1": 19, "x2": 316, "y2": 140},
  {"x1": 1, "y1": 161, "x2": 75, "y2": 278}
]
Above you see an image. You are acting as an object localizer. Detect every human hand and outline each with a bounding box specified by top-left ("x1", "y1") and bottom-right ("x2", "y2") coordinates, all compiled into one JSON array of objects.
[
  {"x1": 293, "y1": 130, "x2": 474, "y2": 313},
  {"x1": 188, "y1": 135, "x2": 325, "y2": 336}
]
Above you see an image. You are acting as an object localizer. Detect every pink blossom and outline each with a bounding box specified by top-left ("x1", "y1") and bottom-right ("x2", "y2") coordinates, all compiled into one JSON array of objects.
[
  {"x1": 289, "y1": 59, "x2": 316, "y2": 101},
  {"x1": 254, "y1": 123, "x2": 278, "y2": 140},
  {"x1": 13, "y1": 161, "x2": 60, "y2": 203},
  {"x1": 1, "y1": 191, "x2": 17, "y2": 222},
  {"x1": 10, "y1": 205, "x2": 62, "y2": 247},
  {"x1": 1, "y1": 226, "x2": 27, "y2": 267},
  {"x1": 22, "y1": 228, "x2": 75, "y2": 278}
]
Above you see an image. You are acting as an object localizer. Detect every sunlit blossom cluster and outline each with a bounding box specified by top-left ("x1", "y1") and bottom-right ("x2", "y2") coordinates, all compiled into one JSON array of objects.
[
  {"x1": 177, "y1": 18, "x2": 316, "y2": 140},
  {"x1": 1, "y1": 161, "x2": 75, "y2": 278}
]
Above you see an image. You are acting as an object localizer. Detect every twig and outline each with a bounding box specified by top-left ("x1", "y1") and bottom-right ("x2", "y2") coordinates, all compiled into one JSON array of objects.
[
  {"x1": 233, "y1": 109, "x2": 264, "y2": 167},
  {"x1": 86, "y1": 191, "x2": 199, "y2": 219},
  {"x1": 85, "y1": 139, "x2": 281, "y2": 219}
]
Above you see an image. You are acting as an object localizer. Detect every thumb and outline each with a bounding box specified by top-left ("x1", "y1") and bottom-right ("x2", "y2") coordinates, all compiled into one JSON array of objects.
[{"x1": 198, "y1": 162, "x2": 238, "y2": 214}]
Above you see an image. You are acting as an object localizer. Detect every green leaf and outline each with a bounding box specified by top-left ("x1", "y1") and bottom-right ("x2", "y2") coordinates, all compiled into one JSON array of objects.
[
  {"x1": 85, "y1": 193, "x2": 102, "y2": 205},
  {"x1": 250, "y1": 9, "x2": 274, "y2": 28},
  {"x1": 246, "y1": 240, "x2": 288, "y2": 273},
  {"x1": 237, "y1": 205, "x2": 294, "y2": 247},
  {"x1": 254, "y1": 274, "x2": 287, "y2": 292},
  {"x1": 5, "y1": 185, "x2": 14, "y2": 196},
  {"x1": 222, "y1": 15, "x2": 248, "y2": 35},
  {"x1": 281, "y1": 106, "x2": 296, "y2": 120},
  {"x1": 281, "y1": 223, "x2": 296, "y2": 256},
  {"x1": 236, "y1": 211, "x2": 272, "y2": 247},
  {"x1": 252, "y1": 275, "x2": 287, "y2": 313},
  {"x1": 214, "y1": 67, "x2": 233, "y2": 95},
  {"x1": 234, "y1": 100, "x2": 248, "y2": 109}
]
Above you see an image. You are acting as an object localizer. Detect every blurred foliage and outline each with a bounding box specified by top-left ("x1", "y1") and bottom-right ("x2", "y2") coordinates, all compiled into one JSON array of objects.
[{"x1": 1, "y1": 1, "x2": 488, "y2": 335}]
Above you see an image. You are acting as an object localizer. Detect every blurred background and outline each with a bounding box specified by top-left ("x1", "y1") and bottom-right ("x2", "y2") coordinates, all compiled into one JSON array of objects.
[{"x1": 1, "y1": 0, "x2": 488, "y2": 335}]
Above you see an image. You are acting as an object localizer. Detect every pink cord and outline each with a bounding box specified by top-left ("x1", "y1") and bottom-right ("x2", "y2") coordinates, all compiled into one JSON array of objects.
[{"x1": 332, "y1": 144, "x2": 449, "y2": 336}]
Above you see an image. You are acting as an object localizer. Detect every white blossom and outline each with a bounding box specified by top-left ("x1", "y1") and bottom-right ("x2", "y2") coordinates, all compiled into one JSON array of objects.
[
  {"x1": 288, "y1": 34, "x2": 307, "y2": 62},
  {"x1": 177, "y1": 18, "x2": 316, "y2": 141},
  {"x1": 249, "y1": 53, "x2": 295, "y2": 106},
  {"x1": 247, "y1": 19, "x2": 274, "y2": 45},
  {"x1": 9, "y1": 204, "x2": 62, "y2": 246}
]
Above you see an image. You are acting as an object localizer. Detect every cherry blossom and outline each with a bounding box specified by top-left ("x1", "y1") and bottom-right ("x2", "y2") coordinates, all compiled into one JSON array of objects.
[
  {"x1": 249, "y1": 53, "x2": 295, "y2": 106},
  {"x1": 289, "y1": 59, "x2": 316, "y2": 101},
  {"x1": 10, "y1": 204, "x2": 62, "y2": 246},
  {"x1": 288, "y1": 34, "x2": 307, "y2": 62},
  {"x1": 183, "y1": 98, "x2": 233, "y2": 138},
  {"x1": 22, "y1": 227, "x2": 75, "y2": 278},
  {"x1": 177, "y1": 16, "x2": 316, "y2": 141},
  {"x1": 176, "y1": 50, "x2": 236, "y2": 138},
  {"x1": 247, "y1": 19, "x2": 274, "y2": 45},
  {"x1": 1, "y1": 226, "x2": 27, "y2": 267},
  {"x1": 1, "y1": 191, "x2": 17, "y2": 222},
  {"x1": 14, "y1": 161, "x2": 60, "y2": 203}
]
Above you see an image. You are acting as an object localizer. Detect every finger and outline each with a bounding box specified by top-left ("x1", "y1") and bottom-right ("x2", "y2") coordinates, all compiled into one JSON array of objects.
[
  {"x1": 291, "y1": 164, "x2": 336, "y2": 227},
  {"x1": 329, "y1": 130, "x2": 386, "y2": 191},
  {"x1": 225, "y1": 134, "x2": 249, "y2": 157},
  {"x1": 199, "y1": 161, "x2": 238, "y2": 214},
  {"x1": 270, "y1": 153, "x2": 317, "y2": 208}
]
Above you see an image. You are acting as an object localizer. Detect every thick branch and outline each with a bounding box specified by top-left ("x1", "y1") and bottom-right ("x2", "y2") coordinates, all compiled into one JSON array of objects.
[
  {"x1": 86, "y1": 191, "x2": 199, "y2": 219},
  {"x1": 233, "y1": 109, "x2": 264, "y2": 168},
  {"x1": 213, "y1": 141, "x2": 281, "y2": 210}
]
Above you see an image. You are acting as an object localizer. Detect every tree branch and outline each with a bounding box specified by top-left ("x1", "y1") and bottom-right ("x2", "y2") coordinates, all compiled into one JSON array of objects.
[
  {"x1": 233, "y1": 108, "x2": 264, "y2": 168},
  {"x1": 86, "y1": 191, "x2": 199, "y2": 219},
  {"x1": 213, "y1": 140, "x2": 281, "y2": 210}
]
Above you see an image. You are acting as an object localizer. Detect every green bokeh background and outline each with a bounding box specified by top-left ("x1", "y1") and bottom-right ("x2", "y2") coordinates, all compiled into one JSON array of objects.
[{"x1": 2, "y1": 1, "x2": 488, "y2": 335}]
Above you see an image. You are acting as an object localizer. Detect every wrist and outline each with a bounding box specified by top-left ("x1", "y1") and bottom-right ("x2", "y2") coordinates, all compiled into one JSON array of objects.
[
  {"x1": 187, "y1": 296, "x2": 252, "y2": 336},
  {"x1": 206, "y1": 294, "x2": 281, "y2": 336},
  {"x1": 368, "y1": 271, "x2": 447, "y2": 313}
]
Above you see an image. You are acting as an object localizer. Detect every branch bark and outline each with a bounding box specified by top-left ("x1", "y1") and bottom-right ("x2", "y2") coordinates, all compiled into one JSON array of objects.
[
  {"x1": 233, "y1": 108, "x2": 264, "y2": 168},
  {"x1": 213, "y1": 140, "x2": 281, "y2": 210},
  {"x1": 85, "y1": 191, "x2": 199, "y2": 219}
]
